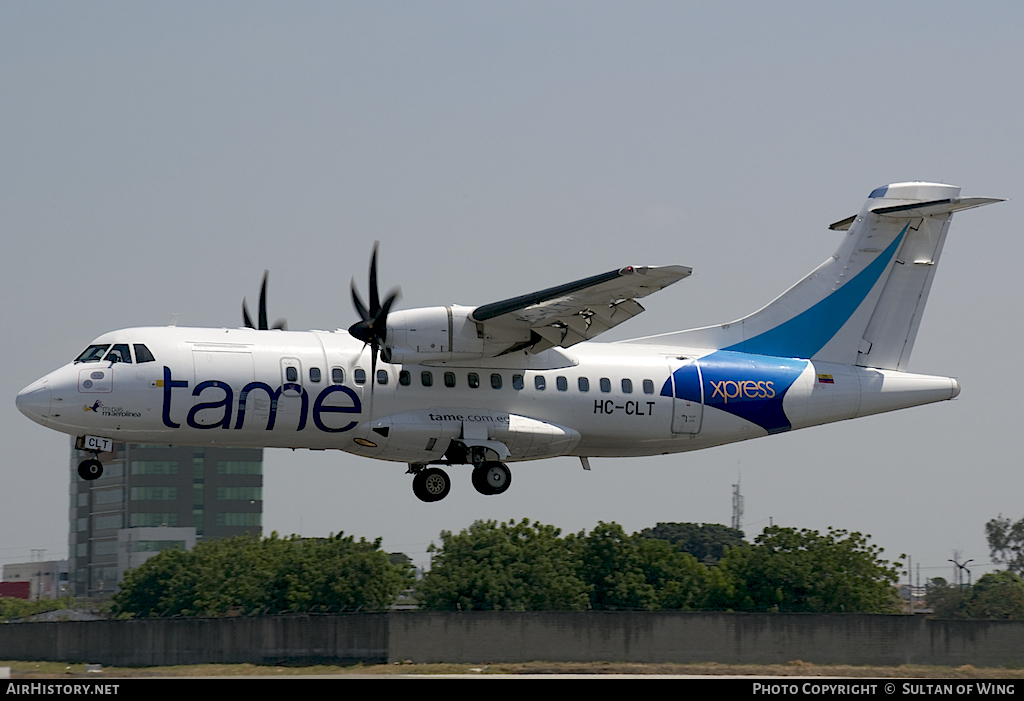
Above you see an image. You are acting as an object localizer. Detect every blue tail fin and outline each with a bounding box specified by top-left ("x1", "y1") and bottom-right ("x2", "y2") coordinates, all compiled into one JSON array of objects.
[{"x1": 634, "y1": 182, "x2": 1001, "y2": 370}]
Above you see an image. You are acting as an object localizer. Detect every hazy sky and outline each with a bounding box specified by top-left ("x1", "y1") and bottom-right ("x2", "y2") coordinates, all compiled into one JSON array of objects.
[{"x1": 2, "y1": 2, "x2": 1020, "y2": 585}]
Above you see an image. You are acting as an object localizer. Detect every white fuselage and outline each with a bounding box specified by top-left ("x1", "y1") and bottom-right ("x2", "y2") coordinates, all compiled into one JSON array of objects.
[{"x1": 16, "y1": 325, "x2": 960, "y2": 466}]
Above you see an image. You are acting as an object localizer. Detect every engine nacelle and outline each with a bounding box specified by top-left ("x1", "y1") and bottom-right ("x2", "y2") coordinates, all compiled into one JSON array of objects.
[{"x1": 384, "y1": 305, "x2": 530, "y2": 364}]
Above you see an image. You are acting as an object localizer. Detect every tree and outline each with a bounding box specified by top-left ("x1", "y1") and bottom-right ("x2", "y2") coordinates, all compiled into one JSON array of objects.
[
  {"x1": 714, "y1": 526, "x2": 902, "y2": 613},
  {"x1": 635, "y1": 537, "x2": 712, "y2": 610},
  {"x1": 418, "y1": 519, "x2": 590, "y2": 611},
  {"x1": 420, "y1": 520, "x2": 720, "y2": 612},
  {"x1": 986, "y1": 514, "x2": 1024, "y2": 576},
  {"x1": 111, "y1": 532, "x2": 411, "y2": 617},
  {"x1": 637, "y1": 522, "x2": 745, "y2": 564},
  {"x1": 925, "y1": 577, "x2": 968, "y2": 618},
  {"x1": 0, "y1": 596, "x2": 77, "y2": 622},
  {"x1": 418, "y1": 520, "x2": 904, "y2": 614},
  {"x1": 577, "y1": 522, "x2": 658, "y2": 610},
  {"x1": 963, "y1": 571, "x2": 1024, "y2": 620}
]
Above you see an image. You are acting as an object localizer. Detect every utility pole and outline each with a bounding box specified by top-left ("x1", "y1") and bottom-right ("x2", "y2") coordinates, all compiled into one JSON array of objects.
[
  {"x1": 949, "y1": 552, "x2": 973, "y2": 590},
  {"x1": 731, "y1": 479, "x2": 744, "y2": 532}
]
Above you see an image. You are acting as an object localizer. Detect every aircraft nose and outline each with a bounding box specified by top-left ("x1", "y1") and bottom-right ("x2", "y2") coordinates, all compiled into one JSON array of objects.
[{"x1": 16, "y1": 379, "x2": 51, "y2": 424}]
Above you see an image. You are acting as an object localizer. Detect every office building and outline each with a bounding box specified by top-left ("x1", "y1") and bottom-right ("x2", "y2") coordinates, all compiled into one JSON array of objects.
[{"x1": 68, "y1": 441, "x2": 263, "y2": 599}]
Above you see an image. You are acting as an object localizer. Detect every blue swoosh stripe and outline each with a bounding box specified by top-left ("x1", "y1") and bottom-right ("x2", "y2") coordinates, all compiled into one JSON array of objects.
[{"x1": 723, "y1": 225, "x2": 907, "y2": 359}]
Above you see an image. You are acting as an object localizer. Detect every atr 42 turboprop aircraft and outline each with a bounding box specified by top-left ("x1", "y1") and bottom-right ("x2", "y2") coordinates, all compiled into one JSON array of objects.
[{"x1": 17, "y1": 182, "x2": 1002, "y2": 502}]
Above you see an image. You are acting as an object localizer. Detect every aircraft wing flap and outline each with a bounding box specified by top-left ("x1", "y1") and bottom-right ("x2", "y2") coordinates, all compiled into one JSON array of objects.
[{"x1": 472, "y1": 265, "x2": 690, "y2": 352}]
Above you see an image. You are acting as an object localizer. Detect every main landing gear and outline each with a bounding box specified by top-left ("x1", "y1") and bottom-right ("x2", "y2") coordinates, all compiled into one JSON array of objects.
[
  {"x1": 408, "y1": 460, "x2": 513, "y2": 502},
  {"x1": 472, "y1": 461, "x2": 511, "y2": 496},
  {"x1": 78, "y1": 457, "x2": 104, "y2": 481},
  {"x1": 412, "y1": 467, "x2": 451, "y2": 503}
]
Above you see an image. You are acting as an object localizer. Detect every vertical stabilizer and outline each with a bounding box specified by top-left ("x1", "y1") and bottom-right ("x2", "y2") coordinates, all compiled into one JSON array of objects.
[{"x1": 631, "y1": 182, "x2": 1001, "y2": 369}]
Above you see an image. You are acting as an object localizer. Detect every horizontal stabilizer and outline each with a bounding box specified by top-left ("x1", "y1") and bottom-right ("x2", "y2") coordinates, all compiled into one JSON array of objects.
[
  {"x1": 830, "y1": 196, "x2": 1003, "y2": 230},
  {"x1": 870, "y1": 196, "x2": 1004, "y2": 218}
]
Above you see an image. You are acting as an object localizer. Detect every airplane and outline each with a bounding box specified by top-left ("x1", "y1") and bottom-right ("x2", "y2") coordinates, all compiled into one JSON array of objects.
[{"x1": 16, "y1": 181, "x2": 1002, "y2": 502}]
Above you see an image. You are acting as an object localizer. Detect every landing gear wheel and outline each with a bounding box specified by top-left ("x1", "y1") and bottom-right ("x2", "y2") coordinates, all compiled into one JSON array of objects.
[
  {"x1": 78, "y1": 459, "x2": 103, "y2": 481},
  {"x1": 472, "y1": 461, "x2": 511, "y2": 495},
  {"x1": 413, "y1": 467, "x2": 451, "y2": 502}
]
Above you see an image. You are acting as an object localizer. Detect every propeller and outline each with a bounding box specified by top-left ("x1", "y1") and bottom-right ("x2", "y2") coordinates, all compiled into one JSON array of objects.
[
  {"x1": 349, "y1": 243, "x2": 400, "y2": 386},
  {"x1": 243, "y1": 271, "x2": 287, "y2": 331}
]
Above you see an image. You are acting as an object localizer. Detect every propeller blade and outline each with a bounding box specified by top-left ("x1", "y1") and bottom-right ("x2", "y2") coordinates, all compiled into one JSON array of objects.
[
  {"x1": 369, "y1": 243, "x2": 381, "y2": 317},
  {"x1": 242, "y1": 270, "x2": 287, "y2": 331},
  {"x1": 258, "y1": 271, "x2": 269, "y2": 331},
  {"x1": 347, "y1": 243, "x2": 400, "y2": 365},
  {"x1": 243, "y1": 300, "x2": 255, "y2": 329},
  {"x1": 351, "y1": 280, "x2": 371, "y2": 323}
]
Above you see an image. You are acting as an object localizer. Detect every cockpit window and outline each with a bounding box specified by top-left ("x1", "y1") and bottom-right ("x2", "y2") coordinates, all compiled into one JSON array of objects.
[
  {"x1": 134, "y1": 344, "x2": 156, "y2": 363},
  {"x1": 104, "y1": 344, "x2": 132, "y2": 364},
  {"x1": 75, "y1": 345, "x2": 110, "y2": 363}
]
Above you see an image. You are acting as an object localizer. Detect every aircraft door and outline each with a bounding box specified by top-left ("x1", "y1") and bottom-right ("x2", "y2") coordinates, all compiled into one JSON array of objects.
[{"x1": 670, "y1": 360, "x2": 703, "y2": 435}]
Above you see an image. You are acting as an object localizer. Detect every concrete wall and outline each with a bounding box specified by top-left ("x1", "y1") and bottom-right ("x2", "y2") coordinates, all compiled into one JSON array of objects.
[
  {"x1": 390, "y1": 612, "x2": 1024, "y2": 668},
  {"x1": 0, "y1": 614, "x2": 388, "y2": 666},
  {"x1": 2, "y1": 612, "x2": 1023, "y2": 668}
]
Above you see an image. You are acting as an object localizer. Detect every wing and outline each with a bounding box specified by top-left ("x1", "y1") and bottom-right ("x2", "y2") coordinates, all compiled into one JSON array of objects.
[{"x1": 470, "y1": 264, "x2": 691, "y2": 353}]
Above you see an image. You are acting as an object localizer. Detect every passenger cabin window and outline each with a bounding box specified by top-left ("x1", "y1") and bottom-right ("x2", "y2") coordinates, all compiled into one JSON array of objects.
[
  {"x1": 285, "y1": 367, "x2": 298, "y2": 383},
  {"x1": 622, "y1": 379, "x2": 633, "y2": 394},
  {"x1": 491, "y1": 373, "x2": 503, "y2": 390},
  {"x1": 331, "y1": 367, "x2": 345, "y2": 384},
  {"x1": 468, "y1": 373, "x2": 480, "y2": 389},
  {"x1": 104, "y1": 344, "x2": 132, "y2": 364},
  {"x1": 309, "y1": 368, "x2": 322, "y2": 383},
  {"x1": 535, "y1": 376, "x2": 546, "y2": 390},
  {"x1": 421, "y1": 371, "x2": 433, "y2": 387},
  {"x1": 513, "y1": 374, "x2": 524, "y2": 390},
  {"x1": 354, "y1": 369, "x2": 366, "y2": 385},
  {"x1": 643, "y1": 379, "x2": 655, "y2": 394},
  {"x1": 377, "y1": 370, "x2": 388, "y2": 385},
  {"x1": 600, "y1": 378, "x2": 611, "y2": 393},
  {"x1": 578, "y1": 377, "x2": 590, "y2": 392},
  {"x1": 134, "y1": 344, "x2": 156, "y2": 363},
  {"x1": 399, "y1": 370, "x2": 411, "y2": 386},
  {"x1": 76, "y1": 345, "x2": 110, "y2": 363},
  {"x1": 444, "y1": 372, "x2": 456, "y2": 388},
  {"x1": 556, "y1": 376, "x2": 568, "y2": 391}
]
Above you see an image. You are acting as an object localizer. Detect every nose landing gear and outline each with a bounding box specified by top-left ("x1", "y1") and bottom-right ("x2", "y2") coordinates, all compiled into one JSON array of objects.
[{"x1": 78, "y1": 458, "x2": 104, "y2": 481}]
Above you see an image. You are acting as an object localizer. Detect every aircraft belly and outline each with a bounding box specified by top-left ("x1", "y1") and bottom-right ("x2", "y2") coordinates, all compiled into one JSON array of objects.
[{"x1": 346, "y1": 407, "x2": 582, "y2": 463}]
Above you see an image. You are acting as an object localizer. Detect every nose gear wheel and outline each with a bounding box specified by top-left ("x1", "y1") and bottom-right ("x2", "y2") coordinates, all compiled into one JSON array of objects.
[{"x1": 78, "y1": 458, "x2": 104, "y2": 481}]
